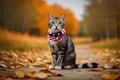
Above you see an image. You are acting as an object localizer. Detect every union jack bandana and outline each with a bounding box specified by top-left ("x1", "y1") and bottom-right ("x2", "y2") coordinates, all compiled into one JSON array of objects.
[{"x1": 48, "y1": 29, "x2": 66, "y2": 41}]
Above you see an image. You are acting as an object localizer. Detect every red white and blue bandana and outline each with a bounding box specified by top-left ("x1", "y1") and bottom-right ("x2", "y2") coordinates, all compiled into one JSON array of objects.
[{"x1": 48, "y1": 29, "x2": 66, "y2": 41}]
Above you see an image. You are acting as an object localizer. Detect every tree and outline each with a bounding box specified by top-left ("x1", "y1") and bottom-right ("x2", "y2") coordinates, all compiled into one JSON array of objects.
[
  {"x1": 82, "y1": 0, "x2": 120, "y2": 40},
  {"x1": 0, "y1": 0, "x2": 37, "y2": 33},
  {"x1": 0, "y1": 0, "x2": 79, "y2": 36}
]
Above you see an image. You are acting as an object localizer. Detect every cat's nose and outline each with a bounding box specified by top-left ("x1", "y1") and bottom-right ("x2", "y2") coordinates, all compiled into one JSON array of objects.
[{"x1": 55, "y1": 26, "x2": 58, "y2": 29}]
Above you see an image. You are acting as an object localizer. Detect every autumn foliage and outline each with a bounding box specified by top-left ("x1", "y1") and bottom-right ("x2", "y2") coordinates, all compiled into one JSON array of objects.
[{"x1": 0, "y1": 0, "x2": 79, "y2": 36}]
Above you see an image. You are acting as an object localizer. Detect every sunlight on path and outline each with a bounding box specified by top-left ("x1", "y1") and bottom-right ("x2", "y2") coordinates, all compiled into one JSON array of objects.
[{"x1": 75, "y1": 44, "x2": 101, "y2": 59}]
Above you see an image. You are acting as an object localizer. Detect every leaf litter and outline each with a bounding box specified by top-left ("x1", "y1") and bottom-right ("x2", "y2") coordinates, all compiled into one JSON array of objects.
[
  {"x1": 0, "y1": 49, "x2": 63, "y2": 79},
  {"x1": 0, "y1": 47, "x2": 120, "y2": 79},
  {"x1": 0, "y1": 68, "x2": 63, "y2": 79}
]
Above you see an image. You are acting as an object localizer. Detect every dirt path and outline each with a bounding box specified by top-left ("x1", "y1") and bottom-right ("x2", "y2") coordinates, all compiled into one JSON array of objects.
[
  {"x1": 0, "y1": 44, "x2": 120, "y2": 80},
  {"x1": 47, "y1": 44, "x2": 120, "y2": 80},
  {"x1": 75, "y1": 44, "x2": 101, "y2": 59},
  {"x1": 49, "y1": 69, "x2": 120, "y2": 80},
  {"x1": 0, "y1": 67, "x2": 120, "y2": 80}
]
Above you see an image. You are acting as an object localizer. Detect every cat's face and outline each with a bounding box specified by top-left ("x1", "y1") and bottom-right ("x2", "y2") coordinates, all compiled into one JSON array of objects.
[{"x1": 48, "y1": 13, "x2": 65, "y2": 33}]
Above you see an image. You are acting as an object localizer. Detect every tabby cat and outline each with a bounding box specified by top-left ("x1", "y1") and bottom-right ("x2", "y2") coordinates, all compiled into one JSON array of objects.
[{"x1": 48, "y1": 13, "x2": 98, "y2": 70}]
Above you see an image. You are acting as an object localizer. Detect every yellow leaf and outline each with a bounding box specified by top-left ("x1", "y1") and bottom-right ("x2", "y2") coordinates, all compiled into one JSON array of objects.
[{"x1": 14, "y1": 68, "x2": 25, "y2": 78}]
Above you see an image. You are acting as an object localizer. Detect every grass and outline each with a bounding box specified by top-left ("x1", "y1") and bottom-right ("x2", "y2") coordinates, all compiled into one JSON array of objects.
[
  {"x1": 0, "y1": 45, "x2": 47, "y2": 51},
  {"x1": 91, "y1": 39, "x2": 120, "y2": 50},
  {"x1": 92, "y1": 44, "x2": 120, "y2": 49},
  {"x1": 0, "y1": 29, "x2": 48, "y2": 50},
  {"x1": 72, "y1": 37, "x2": 92, "y2": 44}
]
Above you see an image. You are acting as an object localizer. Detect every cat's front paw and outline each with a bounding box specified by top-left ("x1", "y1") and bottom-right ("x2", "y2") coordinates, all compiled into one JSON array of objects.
[
  {"x1": 49, "y1": 65, "x2": 55, "y2": 70},
  {"x1": 55, "y1": 66, "x2": 62, "y2": 70}
]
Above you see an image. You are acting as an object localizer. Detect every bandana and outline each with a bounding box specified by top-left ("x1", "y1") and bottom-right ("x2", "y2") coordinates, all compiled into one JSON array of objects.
[{"x1": 48, "y1": 29, "x2": 66, "y2": 41}]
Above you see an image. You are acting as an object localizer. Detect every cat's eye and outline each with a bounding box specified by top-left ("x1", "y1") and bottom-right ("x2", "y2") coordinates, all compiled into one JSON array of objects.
[{"x1": 59, "y1": 22, "x2": 62, "y2": 24}]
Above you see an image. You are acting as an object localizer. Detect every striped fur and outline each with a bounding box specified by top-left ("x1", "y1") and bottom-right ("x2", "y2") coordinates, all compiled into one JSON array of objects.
[
  {"x1": 48, "y1": 13, "x2": 98, "y2": 70},
  {"x1": 77, "y1": 63, "x2": 98, "y2": 68}
]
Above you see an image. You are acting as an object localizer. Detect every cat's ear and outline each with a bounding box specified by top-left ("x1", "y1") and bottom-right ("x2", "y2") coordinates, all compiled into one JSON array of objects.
[
  {"x1": 48, "y1": 13, "x2": 53, "y2": 20},
  {"x1": 60, "y1": 14, "x2": 65, "y2": 20}
]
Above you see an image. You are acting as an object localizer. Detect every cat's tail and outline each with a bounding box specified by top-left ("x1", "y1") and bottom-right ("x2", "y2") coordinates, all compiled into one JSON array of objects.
[{"x1": 76, "y1": 62, "x2": 99, "y2": 68}]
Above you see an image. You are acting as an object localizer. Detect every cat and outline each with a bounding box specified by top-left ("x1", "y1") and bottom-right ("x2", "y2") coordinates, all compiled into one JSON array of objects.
[{"x1": 47, "y1": 13, "x2": 98, "y2": 70}]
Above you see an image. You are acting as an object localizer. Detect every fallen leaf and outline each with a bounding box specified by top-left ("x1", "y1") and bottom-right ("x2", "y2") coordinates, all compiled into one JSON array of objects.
[
  {"x1": 55, "y1": 73, "x2": 63, "y2": 77},
  {"x1": 6, "y1": 77, "x2": 14, "y2": 80},
  {"x1": 104, "y1": 64, "x2": 113, "y2": 69},
  {"x1": 0, "y1": 73, "x2": 8, "y2": 80},
  {"x1": 0, "y1": 64, "x2": 7, "y2": 68},
  {"x1": 25, "y1": 71, "x2": 34, "y2": 78},
  {"x1": 33, "y1": 72, "x2": 47, "y2": 79},
  {"x1": 39, "y1": 69, "x2": 63, "y2": 77},
  {"x1": 98, "y1": 65, "x2": 105, "y2": 69},
  {"x1": 101, "y1": 72, "x2": 120, "y2": 80},
  {"x1": 33, "y1": 62, "x2": 47, "y2": 67},
  {"x1": 90, "y1": 68, "x2": 103, "y2": 71},
  {"x1": 11, "y1": 51, "x2": 18, "y2": 58},
  {"x1": 111, "y1": 62, "x2": 120, "y2": 69},
  {"x1": 39, "y1": 69, "x2": 56, "y2": 77},
  {"x1": 14, "y1": 68, "x2": 25, "y2": 78}
]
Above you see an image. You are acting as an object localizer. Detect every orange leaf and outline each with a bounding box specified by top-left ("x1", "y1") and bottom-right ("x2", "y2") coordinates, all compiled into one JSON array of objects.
[
  {"x1": 39, "y1": 69, "x2": 63, "y2": 77},
  {"x1": 101, "y1": 73, "x2": 120, "y2": 80},
  {"x1": 25, "y1": 71, "x2": 34, "y2": 78},
  {"x1": 90, "y1": 68, "x2": 103, "y2": 71}
]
